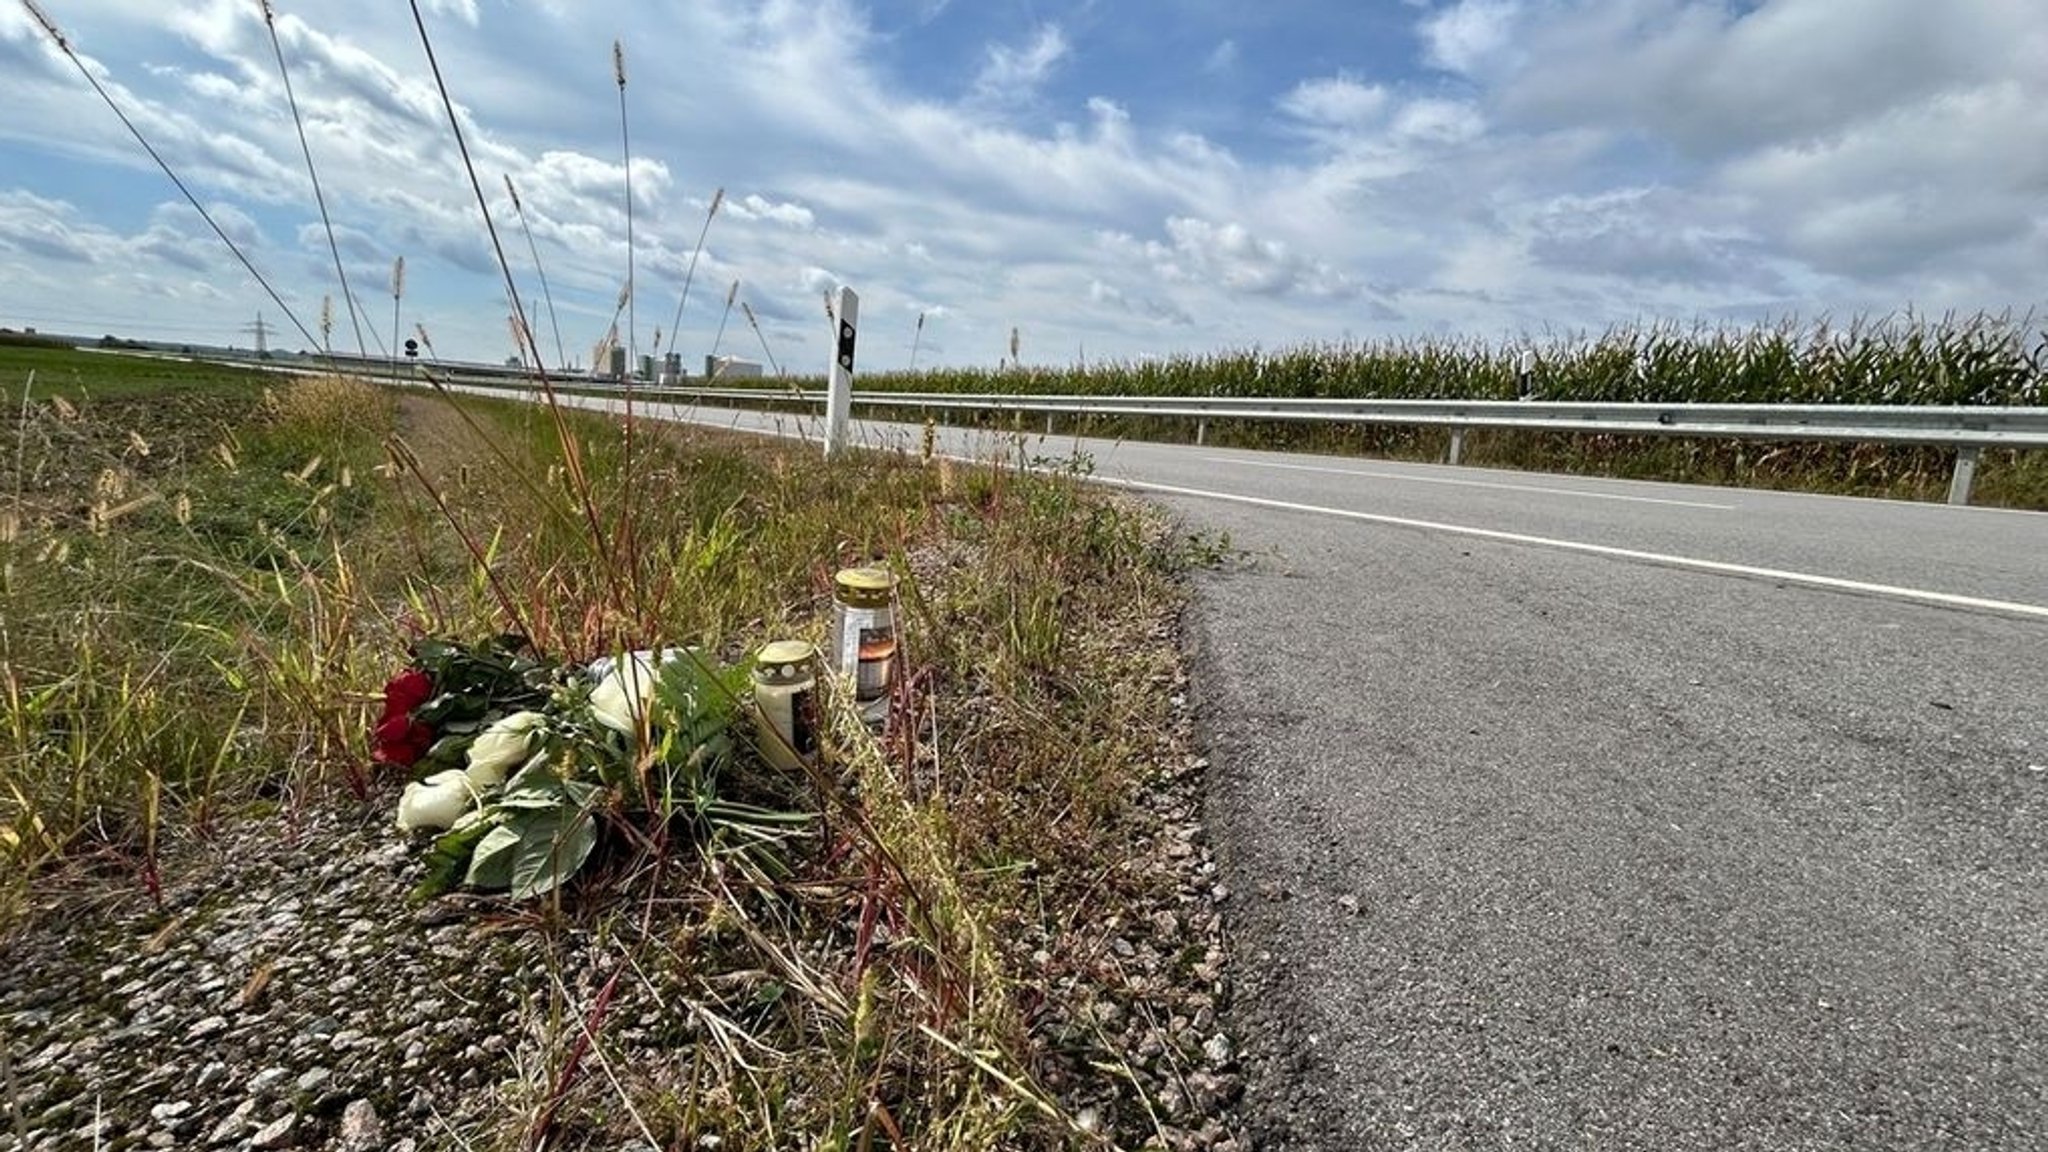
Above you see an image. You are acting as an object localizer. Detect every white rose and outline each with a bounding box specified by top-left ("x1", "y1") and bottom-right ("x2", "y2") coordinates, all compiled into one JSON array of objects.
[
  {"x1": 465, "y1": 710, "x2": 545, "y2": 789},
  {"x1": 395, "y1": 769, "x2": 477, "y2": 831},
  {"x1": 589, "y1": 654, "x2": 660, "y2": 735}
]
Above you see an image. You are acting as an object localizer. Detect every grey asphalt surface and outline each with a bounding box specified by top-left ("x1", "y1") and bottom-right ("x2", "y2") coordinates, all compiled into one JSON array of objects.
[{"x1": 530, "y1": 396, "x2": 2048, "y2": 1149}]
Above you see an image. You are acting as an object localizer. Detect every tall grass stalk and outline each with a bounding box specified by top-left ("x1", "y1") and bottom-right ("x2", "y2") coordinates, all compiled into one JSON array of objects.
[
  {"x1": 661, "y1": 188, "x2": 724, "y2": 363},
  {"x1": 406, "y1": 0, "x2": 628, "y2": 632},
  {"x1": 615, "y1": 40, "x2": 634, "y2": 366},
  {"x1": 741, "y1": 300, "x2": 782, "y2": 376},
  {"x1": 504, "y1": 174, "x2": 569, "y2": 371},
  {"x1": 10, "y1": 370, "x2": 30, "y2": 519},
  {"x1": 388, "y1": 256, "x2": 405, "y2": 381},
  {"x1": 708, "y1": 280, "x2": 740, "y2": 368}
]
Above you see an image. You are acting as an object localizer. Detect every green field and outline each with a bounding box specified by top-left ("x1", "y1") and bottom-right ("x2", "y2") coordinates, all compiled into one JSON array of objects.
[{"x1": 0, "y1": 336, "x2": 282, "y2": 398}]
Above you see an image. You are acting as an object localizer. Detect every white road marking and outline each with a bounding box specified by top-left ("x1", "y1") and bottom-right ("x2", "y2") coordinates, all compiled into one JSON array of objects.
[
  {"x1": 1202, "y1": 456, "x2": 1737, "y2": 510},
  {"x1": 1103, "y1": 476, "x2": 2048, "y2": 621}
]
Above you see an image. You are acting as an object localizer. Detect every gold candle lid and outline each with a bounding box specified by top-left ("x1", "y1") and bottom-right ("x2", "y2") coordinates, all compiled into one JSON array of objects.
[
  {"x1": 757, "y1": 639, "x2": 816, "y2": 667},
  {"x1": 833, "y1": 566, "x2": 896, "y2": 606}
]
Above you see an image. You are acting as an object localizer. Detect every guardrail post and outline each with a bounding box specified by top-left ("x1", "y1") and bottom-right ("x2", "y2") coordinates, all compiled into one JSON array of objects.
[
  {"x1": 1448, "y1": 428, "x2": 1466, "y2": 466},
  {"x1": 1948, "y1": 446, "x2": 1981, "y2": 506},
  {"x1": 1046, "y1": 412, "x2": 1054, "y2": 436},
  {"x1": 824, "y1": 286, "x2": 858, "y2": 457},
  {"x1": 1196, "y1": 419, "x2": 1208, "y2": 446}
]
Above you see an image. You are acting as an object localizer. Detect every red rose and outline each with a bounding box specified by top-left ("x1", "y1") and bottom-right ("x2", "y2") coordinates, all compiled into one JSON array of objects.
[
  {"x1": 372, "y1": 668, "x2": 436, "y2": 767},
  {"x1": 385, "y1": 668, "x2": 433, "y2": 714}
]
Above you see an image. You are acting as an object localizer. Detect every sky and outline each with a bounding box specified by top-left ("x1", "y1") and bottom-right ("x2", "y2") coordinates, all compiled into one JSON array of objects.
[{"x1": 0, "y1": 0, "x2": 2044, "y2": 372}]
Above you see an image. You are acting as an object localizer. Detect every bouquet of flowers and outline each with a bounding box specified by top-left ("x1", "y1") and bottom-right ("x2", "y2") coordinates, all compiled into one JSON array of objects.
[{"x1": 373, "y1": 635, "x2": 809, "y2": 899}]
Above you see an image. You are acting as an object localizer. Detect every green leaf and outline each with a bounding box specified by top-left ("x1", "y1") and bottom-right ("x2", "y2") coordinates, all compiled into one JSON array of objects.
[
  {"x1": 508, "y1": 804, "x2": 599, "y2": 900},
  {"x1": 422, "y1": 732, "x2": 472, "y2": 761},
  {"x1": 496, "y1": 786, "x2": 571, "y2": 810},
  {"x1": 413, "y1": 817, "x2": 493, "y2": 901},
  {"x1": 497, "y1": 778, "x2": 602, "y2": 811},
  {"x1": 465, "y1": 824, "x2": 522, "y2": 890},
  {"x1": 703, "y1": 799, "x2": 816, "y2": 827}
]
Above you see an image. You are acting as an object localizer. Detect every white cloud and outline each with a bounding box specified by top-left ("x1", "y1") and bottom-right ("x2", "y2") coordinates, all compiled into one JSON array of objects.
[
  {"x1": 1088, "y1": 278, "x2": 1193, "y2": 326},
  {"x1": 1204, "y1": 39, "x2": 1239, "y2": 75},
  {"x1": 797, "y1": 265, "x2": 841, "y2": 297},
  {"x1": 0, "y1": 190, "x2": 108, "y2": 265},
  {"x1": 1279, "y1": 76, "x2": 1390, "y2": 129},
  {"x1": 1520, "y1": 187, "x2": 1778, "y2": 291},
  {"x1": 727, "y1": 194, "x2": 816, "y2": 230},
  {"x1": 422, "y1": 0, "x2": 479, "y2": 26},
  {"x1": 1114, "y1": 217, "x2": 1358, "y2": 300},
  {"x1": 1392, "y1": 98, "x2": 1485, "y2": 144},
  {"x1": 1494, "y1": 0, "x2": 2042, "y2": 158},
  {"x1": 1422, "y1": 0, "x2": 1520, "y2": 77},
  {"x1": 1720, "y1": 81, "x2": 2048, "y2": 279},
  {"x1": 972, "y1": 24, "x2": 1069, "y2": 104}
]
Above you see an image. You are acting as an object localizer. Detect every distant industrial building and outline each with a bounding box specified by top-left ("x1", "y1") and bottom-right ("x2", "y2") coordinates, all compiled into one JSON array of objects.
[{"x1": 705, "y1": 355, "x2": 763, "y2": 379}]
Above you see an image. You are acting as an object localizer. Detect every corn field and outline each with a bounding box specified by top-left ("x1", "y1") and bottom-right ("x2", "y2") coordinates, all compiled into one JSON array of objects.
[
  {"x1": 861, "y1": 312, "x2": 2045, "y2": 406},
  {"x1": 839, "y1": 311, "x2": 2048, "y2": 507}
]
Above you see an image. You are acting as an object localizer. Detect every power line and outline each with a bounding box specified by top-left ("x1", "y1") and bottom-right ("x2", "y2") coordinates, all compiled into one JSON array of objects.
[{"x1": 20, "y1": 0, "x2": 322, "y2": 354}]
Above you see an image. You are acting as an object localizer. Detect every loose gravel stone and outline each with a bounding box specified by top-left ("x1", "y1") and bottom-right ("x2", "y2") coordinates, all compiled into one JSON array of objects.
[
  {"x1": 336, "y1": 1099, "x2": 384, "y2": 1152},
  {"x1": 249, "y1": 1113, "x2": 296, "y2": 1149}
]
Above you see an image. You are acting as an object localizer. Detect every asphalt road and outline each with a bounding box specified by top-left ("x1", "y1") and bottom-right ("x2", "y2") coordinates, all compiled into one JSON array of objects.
[{"x1": 520, "y1": 396, "x2": 2048, "y2": 1149}]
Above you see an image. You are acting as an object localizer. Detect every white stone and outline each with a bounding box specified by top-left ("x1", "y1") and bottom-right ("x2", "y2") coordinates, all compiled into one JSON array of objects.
[{"x1": 250, "y1": 1114, "x2": 296, "y2": 1149}]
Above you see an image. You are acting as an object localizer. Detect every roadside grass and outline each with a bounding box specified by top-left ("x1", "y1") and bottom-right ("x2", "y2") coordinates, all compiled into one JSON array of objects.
[
  {"x1": 2, "y1": 358, "x2": 397, "y2": 906},
  {"x1": 3, "y1": 357, "x2": 1193, "y2": 1148},
  {"x1": 372, "y1": 387, "x2": 1190, "y2": 1146}
]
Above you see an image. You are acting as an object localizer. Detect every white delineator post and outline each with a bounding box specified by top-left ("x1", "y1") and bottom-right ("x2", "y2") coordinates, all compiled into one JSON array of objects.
[{"x1": 825, "y1": 286, "x2": 858, "y2": 457}]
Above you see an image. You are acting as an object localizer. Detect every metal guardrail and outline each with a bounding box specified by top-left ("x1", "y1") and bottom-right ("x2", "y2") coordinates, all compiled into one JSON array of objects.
[
  {"x1": 409, "y1": 373, "x2": 2048, "y2": 506},
  {"x1": 134, "y1": 348, "x2": 2046, "y2": 505},
  {"x1": 598, "y1": 386, "x2": 2044, "y2": 506}
]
